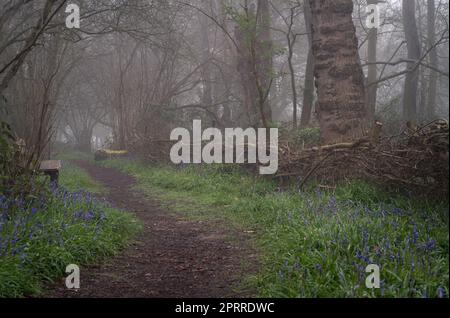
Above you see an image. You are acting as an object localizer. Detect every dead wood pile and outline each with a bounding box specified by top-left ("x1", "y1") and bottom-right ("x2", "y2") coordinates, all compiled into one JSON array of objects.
[{"x1": 278, "y1": 120, "x2": 449, "y2": 199}]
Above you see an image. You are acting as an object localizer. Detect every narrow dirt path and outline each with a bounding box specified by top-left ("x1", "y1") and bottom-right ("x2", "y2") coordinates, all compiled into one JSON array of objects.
[{"x1": 46, "y1": 160, "x2": 257, "y2": 298}]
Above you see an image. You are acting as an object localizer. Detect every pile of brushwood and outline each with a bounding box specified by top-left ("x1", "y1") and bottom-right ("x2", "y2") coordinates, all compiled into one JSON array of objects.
[{"x1": 278, "y1": 120, "x2": 449, "y2": 200}]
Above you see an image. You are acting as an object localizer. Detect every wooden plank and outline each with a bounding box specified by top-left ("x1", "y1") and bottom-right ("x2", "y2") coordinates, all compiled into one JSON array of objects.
[
  {"x1": 39, "y1": 160, "x2": 62, "y2": 172},
  {"x1": 104, "y1": 150, "x2": 128, "y2": 155},
  {"x1": 95, "y1": 149, "x2": 128, "y2": 161}
]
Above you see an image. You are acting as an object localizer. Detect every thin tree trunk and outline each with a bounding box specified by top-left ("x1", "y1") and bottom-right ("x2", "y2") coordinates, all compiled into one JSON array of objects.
[
  {"x1": 199, "y1": 0, "x2": 213, "y2": 112},
  {"x1": 309, "y1": 0, "x2": 367, "y2": 144},
  {"x1": 0, "y1": 0, "x2": 63, "y2": 96},
  {"x1": 366, "y1": 0, "x2": 379, "y2": 120},
  {"x1": 300, "y1": 0, "x2": 315, "y2": 128},
  {"x1": 286, "y1": 7, "x2": 298, "y2": 130},
  {"x1": 417, "y1": 3, "x2": 427, "y2": 121},
  {"x1": 402, "y1": 0, "x2": 421, "y2": 124},
  {"x1": 427, "y1": 0, "x2": 438, "y2": 120},
  {"x1": 256, "y1": 0, "x2": 273, "y2": 127}
]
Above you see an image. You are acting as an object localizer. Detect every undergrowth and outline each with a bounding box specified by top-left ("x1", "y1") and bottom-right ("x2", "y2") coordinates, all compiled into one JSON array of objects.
[
  {"x1": 0, "y1": 161, "x2": 140, "y2": 297},
  {"x1": 100, "y1": 159, "x2": 449, "y2": 298}
]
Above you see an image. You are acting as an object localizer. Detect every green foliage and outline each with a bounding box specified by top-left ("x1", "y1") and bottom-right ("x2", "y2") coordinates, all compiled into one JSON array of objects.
[
  {"x1": 376, "y1": 95, "x2": 403, "y2": 134},
  {"x1": 224, "y1": 4, "x2": 284, "y2": 61},
  {"x1": 295, "y1": 127, "x2": 321, "y2": 147},
  {"x1": 0, "y1": 188, "x2": 140, "y2": 297},
  {"x1": 101, "y1": 159, "x2": 449, "y2": 298},
  {"x1": 225, "y1": 5, "x2": 258, "y2": 48}
]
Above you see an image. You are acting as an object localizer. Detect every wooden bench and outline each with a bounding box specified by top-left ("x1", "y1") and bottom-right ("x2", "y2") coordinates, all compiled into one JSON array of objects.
[{"x1": 39, "y1": 160, "x2": 62, "y2": 186}]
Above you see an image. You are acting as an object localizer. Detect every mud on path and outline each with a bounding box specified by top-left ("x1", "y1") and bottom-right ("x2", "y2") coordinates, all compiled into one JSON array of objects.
[{"x1": 45, "y1": 160, "x2": 257, "y2": 298}]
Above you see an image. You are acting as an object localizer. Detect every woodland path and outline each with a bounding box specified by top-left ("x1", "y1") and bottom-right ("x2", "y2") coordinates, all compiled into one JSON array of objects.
[{"x1": 45, "y1": 160, "x2": 257, "y2": 298}]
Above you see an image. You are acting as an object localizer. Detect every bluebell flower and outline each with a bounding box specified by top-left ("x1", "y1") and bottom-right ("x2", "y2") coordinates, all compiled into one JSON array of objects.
[
  {"x1": 74, "y1": 210, "x2": 83, "y2": 219},
  {"x1": 315, "y1": 188, "x2": 322, "y2": 198},
  {"x1": 356, "y1": 250, "x2": 372, "y2": 264},
  {"x1": 84, "y1": 210, "x2": 95, "y2": 221},
  {"x1": 278, "y1": 269, "x2": 285, "y2": 280},
  {"x1": 315, "y1": 264, "x2": 323, "y2": 274},
  {"x1": 437, "y1": 287, "x2": 447, "y2": 298},
  {"x1": 363, "y1": 230, "x2": 369, "y2": 241},
  {"x1": 19, "y1": 252, "x2": 27, "y2": 264},
  {"x1": 412, "y1": 226, "x2": 419, "y2": 245},
  {"x1": 391, "y1": 207, "x2": 403, "y2": 216},
  {"x1": 425, "y1": 239, "x2": 436, "y2": 251},
  {"x1": 375, "y1": 248, "x2": 382, "y2": 258}
]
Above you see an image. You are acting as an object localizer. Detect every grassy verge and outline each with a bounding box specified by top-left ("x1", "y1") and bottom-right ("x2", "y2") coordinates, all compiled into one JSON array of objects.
[
  {"x1": 100, "y1": 159, "x2": 448, "y2": 298},
  {"x1": 58, "y1": 161, "x2": 106, "y2": 194},
  {"x1": 0, "y1": 162, "x2": 141, "y2": 297}
]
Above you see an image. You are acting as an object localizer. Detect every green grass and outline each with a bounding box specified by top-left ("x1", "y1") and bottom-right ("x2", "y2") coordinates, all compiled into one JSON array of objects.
[
  {"x1": 99, "y1": 159, "x2": 449, "y2": 298},
  {"x1": 58, "y1": 161, "x2": 106, "y2": 194},
  {"x1": 0, "y1": 162, "x2": 141, "y2": 297}
]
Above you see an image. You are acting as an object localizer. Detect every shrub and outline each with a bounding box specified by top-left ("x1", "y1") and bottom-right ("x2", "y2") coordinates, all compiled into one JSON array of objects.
[{"x1": 295, "y1": 127, "x2": 321, "y2": 147}]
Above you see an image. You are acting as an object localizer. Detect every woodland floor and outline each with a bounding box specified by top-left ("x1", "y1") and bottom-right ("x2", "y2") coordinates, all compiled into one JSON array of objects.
[{"x1": 44, "y1": 160, "x2": 257, "y2": 298}]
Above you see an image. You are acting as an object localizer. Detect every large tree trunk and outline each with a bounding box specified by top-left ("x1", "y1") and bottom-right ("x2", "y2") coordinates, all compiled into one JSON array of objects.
[
  {"x1": 76, "y1": 128, "x2": 93, "y2": 153},
  {"x1": 308, "y1": 0, "x2": 367, "y2": 144},
  {"x1": 366, "y1": 0, "x2": 379, "y2": 120},
  {"x1": 300, "y1": 0, "x2": 315, "y2": 128},
  {"x1": 402, "y1": 0, "x2": 421, "y2": 124},
  {"x1": 235, "y1": 22, "x2": 259, "y2": 127},
  {"x1": 427, "y1": 0, "x2": 438, "y2": 120}
]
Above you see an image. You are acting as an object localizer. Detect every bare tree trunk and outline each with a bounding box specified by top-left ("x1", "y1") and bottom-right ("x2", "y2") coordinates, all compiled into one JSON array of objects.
[
  {"x1": 309, "y1": 0, "x2": 367, "y2": 144},
  {"x1": 427, "y1": 0, "x2": 438, "y2": 120},
  {"x1": 77, "y1": 128, "x2": 93, "y2": 153},
  {"x1": 199, "y1": 0, "x2": 213, "y2": 113},
  {"x1": 0, "y1": 0, "x2": 64, "y2": 96},
  {"x1": 417, "y1": 3, "x2": 427, "y2": 121},
  {"x1": 300, "y1": 0, "x2": 315, "y2": 128},
  {"x1": 402, "y1": 0, "x2": 421, "y2": 124},
  {"x1": 235, "y1": 22, "x2": 259, "y2": 127},
  {"x1": 216, "y1": 0, "x2": 237, "y2": 127},
  {"x1": 287, "y1": 8, "x2": 299, "y2": 130},
  {"x1": 366, "y1": 0, "x2": 379, "y2": 120},
  {"x1": 256, "y1": 0, "x2": 273, "y2": 127}
]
